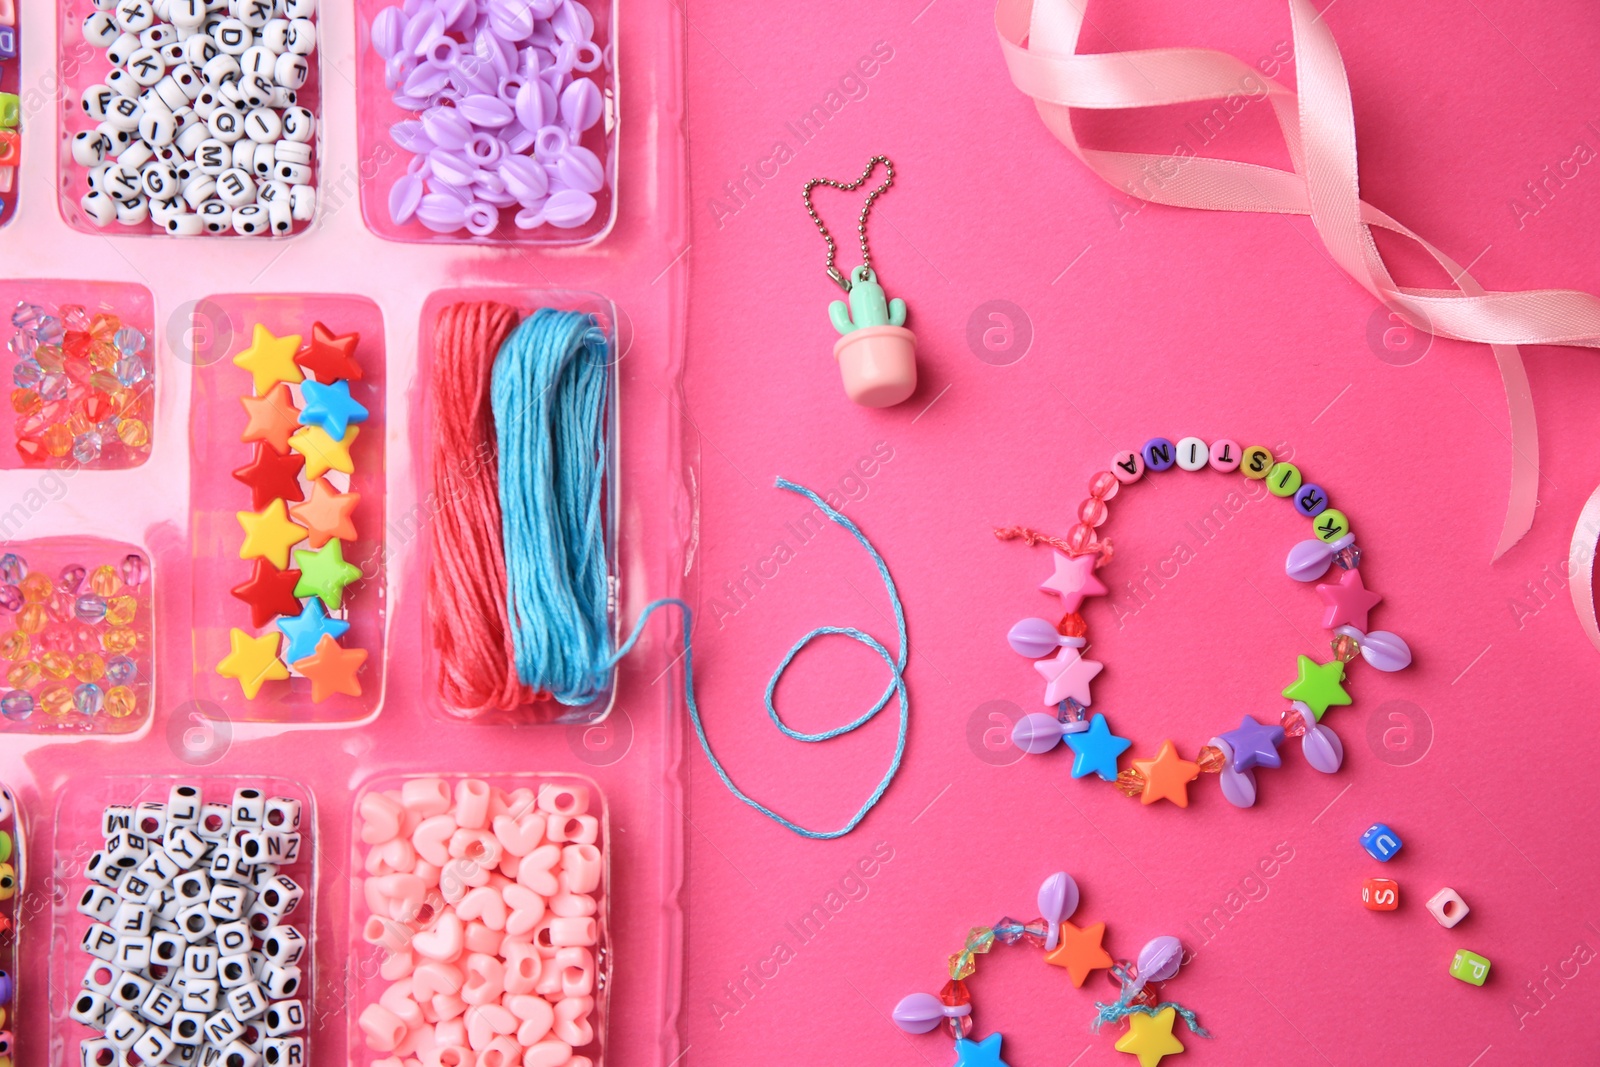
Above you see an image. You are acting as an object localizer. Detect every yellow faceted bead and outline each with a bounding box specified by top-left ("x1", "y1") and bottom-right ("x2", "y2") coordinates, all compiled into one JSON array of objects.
[
  {"x1": 90, "y1": 371, "x2": 121, "y2": 395},
  {"x1": 67, "y1": 410, "x2": 94, "y2": 437},
  {"x1": 108, "y1": 387, "x2": 136, "y2": 415},
  {"x1": 39, "y1": 681, "x2": 74, "y2": 717},
  {"x1": 0, "y1": 630, "x2": 28, "y2": 661},
  {"x1": 19, "y1": 572, "x2": 52, "y2": 602},
  {"x1": 88, "y1": 339, "x2": 119, "y2": 369},
  {"x1": 947, "y1": 951, "x2": 976, "y2": 981},
  {"x1": 1241, "y1": 445, "x2": 1274, "y2": 478},
  {"x1": 17, "y1": 605, "x2": 47, "y2": 634},
  {"x1": 74, "y1": 651, "x2": 106, "y2": 682},
  {"x1": 1267, "y1": 462, "x2": 1303, "y2": 497},
  {"x1": 117, "y1": 418, "x2": 150, "y2": 448},
  {"x1": 9, "y1": 388, "x2": 40, "y2": 415},
  {"x1": 89, "y1": 565, "x2": 121, "y2": 597},
  {"x1": 104, "y1": 595, "x2": 137, "y2": 626},
  {"x1": 42, "y1": 424, "x2": 73, "y2": 457},
  {"x1": 90, "y1": 313, "x2": 120, "y2": 339},
  {"x1": 40, "y1": 650, "x2": 74, "y2": 679},
  {"x1": 5, "y1": 661, "x2": 38, "y2": 688},
  {"x1": 102, "y1": 628, "x2": 139, "y2": 655},
  {"x1": 105, "y1": 685, "x2": 137, "y2": 718},
  {"x1": 1314, "y1": 508, "x2": 1351, "y2": 544},
  {"x1": 33, "y1": 344, "x2": 63, "y2": 371}
]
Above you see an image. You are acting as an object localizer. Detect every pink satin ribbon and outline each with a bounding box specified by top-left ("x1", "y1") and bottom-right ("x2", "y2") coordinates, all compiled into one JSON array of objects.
[{"x1": 997, "y1": 0, "x2": 1600, "y2": 649}]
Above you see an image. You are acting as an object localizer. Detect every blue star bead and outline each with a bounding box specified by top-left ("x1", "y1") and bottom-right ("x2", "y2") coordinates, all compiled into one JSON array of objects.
[
  {"x1": 298, "y1": 379, "x2": 370, "y2": 439},
  {"x1": 1065, "y1": 713, "x2": 1131, "y2": 782},
  {"x1": 952, "y1": 1033, "x2": 1010, "y2": 1067},
  {"x1": 1218, "y1": 714, "x2": 1285, "y2": 771},
  {"x1": 277, "y1": 598, "x2": 351, "y2": 664}
]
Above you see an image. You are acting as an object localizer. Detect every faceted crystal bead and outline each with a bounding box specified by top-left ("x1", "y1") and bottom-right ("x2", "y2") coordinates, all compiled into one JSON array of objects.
[
  {"x1": 947, "y1": 951, "x2": 976, "y2": 981},
  {"x1": 1078, "y1": 497, "x2": 1109, "y2": 528},
  {"x1": 62, "y1": 331, "x2": 90, "y2": 362},
  {"x1": 10, "y1": 387, "x2": 39, "y2": 415},
  {"x1": 117, "y1": 418, "x2": 150, "y2": 448},
  {"x1": 1059, "y1": 697, "x2": 1088, "y2": 724},
  {"x1": 0, "y1": 554, "x2": 25, "y2": 585},
  {"x1": 966, "y1": 927, "x2": 996, "y2": 954},
  {"x1": 42, "y1": 424, "x2": 72, "y2": 457},
  {"x1": 57, "y1": 564, "x2": 85, "y2": 593},
  {"x1": 1058, "y1": 612, "x2": 1087, "y2": 638},
  {"x1": 61, "y1": 304, "x2": 91, "y2": 331},
  {"x1": 939, "y1": 979, "x2": 970, "y2": 1008},
  {"x1": 70, "y1": 623, "x2": 100, "y2": 652},
  {"x1": 1065, "y1": 523, "x2": 1096, "y2": 554},
  {"x1": 74, "y1": 682, "x2": 104, "y2": 717},
  {"x1": 120, "y1": 554, "x2": 149, "y2": 588},
  {"x1": 1095, "y1": 538, "x2": 1115, "y2": 567},
  {"x1": 1331, "y1": 633, "x2": 1360, "y2": 662},
  {"x1": 11, "y1": 361, "x2": 41, "y2": 389},
  {"x1": 37, "y1": 316, "x2": 65, "y2": 346},
  {"x1": 1088, "y1": 471, "x2": 1120, "y2": 501},
  {"x1": 994, "y1": 917, "x2": 1024, "y2": 945},
  {"x1": 1116, "y1": 767, "x2": 1147, "y2": 798},
  {"x1": 38, "y1": 372, "x2": 68, "y2": 402},
  {"x1": 113, "y1": 326, "x2": 145, "y2": 356},
  {"x1": 89, "y1": 370, "x2": 120, "y2": 395},
  {"x1": 0, "y1": 690, "x2": 33, "y2": 722},
  {"x1": 18, "y1": 604, "x2": 48, "y2": 634},
  {"x1": 89, "y1": 565, "x2": 120, "y2": 597},
  {"x1": 89, "y1": 313, "x2": 119, "y2": 340},
  {"x1": 72, "y1": 432, "x2": 103, "y2": 465},
  {"x1": 11, "y1": 299, "x2": 42, "y2": 330},
  {"x1": 0, "y1": 631, "x2": 27, "y2": 660},
  {"x1": 88, "y1": 339, "x2": 119, "y2": 370},
  {"x1": 102, "y1": 629, "x2": 138, "y2": 655},
  {"x1": 1333, "y1": 545, "x2": 1362, "y2": 570},
  {"x1": 114, "y1": 356, "x2": 146, "y2": 387},
  {"x1": 1021, "y1": 918, "x2": 1050, "y2": 948},
  {"x1": 1196, "y1": 744, "x2": 1227, "y2": 774},
  {"x1": 1280, "y1": 706, "x2": 1309, "y2": 738},
  {"x1": 104, "y1": 685, "x2": 137, "y2": 719}
]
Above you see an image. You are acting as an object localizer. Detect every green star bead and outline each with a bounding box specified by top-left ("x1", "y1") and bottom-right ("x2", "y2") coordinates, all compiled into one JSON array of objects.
[
  {"x1": 292, "y1": 539, "x2": 363, "y2": 612},
  {"x1": 1282, "y1": 654, "x2": 1351, "y2": 718}
]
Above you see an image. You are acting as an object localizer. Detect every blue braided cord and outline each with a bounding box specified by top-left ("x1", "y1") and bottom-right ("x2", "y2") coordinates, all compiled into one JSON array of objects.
[
  {"x1": 607, "y1": 477, "x2": 910, "y2": 840},
  {"x1": 1092, "y1": 963, "x2": 1210, "y2": 1036},
  {"x1": 491, "y1": 308, "x2": 613, "y2": 705}
]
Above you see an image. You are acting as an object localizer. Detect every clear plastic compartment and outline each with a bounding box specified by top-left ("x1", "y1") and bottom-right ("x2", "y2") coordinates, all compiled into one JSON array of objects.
[
  {"x1": 0, "y1": 0, "x2": 18, "y2": 228},
  {"x1": 347, "y1": 772, "x2": 610, "y2": 1066},
  {"x1": 0, "y1": 278, "x2": 155, "y2": 470},
  {"x1": 49, "y1": 774, "x2": 317, "y2": 1067},
  {"x1": 187, "y1": 292, "x2": 386, "y2": 724},
  {"x1": 352, "y1": 0, "x2": 618, "y2": 246},
  {"x1": 0, "y1": 535, "x2": 155, "y2": 736},
  {"x1": 414, "y1": 287, "x2": 618, "y2": 725}
]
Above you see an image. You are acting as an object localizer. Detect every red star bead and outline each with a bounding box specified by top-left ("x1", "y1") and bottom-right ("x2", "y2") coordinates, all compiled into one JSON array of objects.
[
  {"x1": 231, "y1": 443, "x2": 307, "y2": 510},
  {"x1": 294, "y1": 322, "x2": 363, "y2": 383},
  {"x1": 230, "y1": 559, "x2": 305, "y2": 628}
]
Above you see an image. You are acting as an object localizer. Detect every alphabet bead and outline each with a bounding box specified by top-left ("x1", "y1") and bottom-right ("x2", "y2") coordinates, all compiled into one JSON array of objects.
[
  {"x1": 1207, "y1": 439, "x2": 1241, "y2": 472},
  {"x1": 1141, "y1": 437, "x2": 1175, "y2": 472},
  {"x1": 1266, "y1": 462, "x2": 1302, "y2": 497},
  {"x1": 1361, "y1": 877, "x2": 1398, "y2": 911},
  {"x1": 1174, "y1": 437, "x2": 1208, "y2": 471},
  {"x1": 1241, "y1": 445, "x2": 1273, "y2": 478},
  {"x1": 1450, "y1": 949, "x2": 1490, "y2": 986},
  {"x1": 1426, "y1": 887, "x2": 1469, "y2": 928},
  {"x1": 1359, "y1": 822, "x2": 1403, "y2": 862}
]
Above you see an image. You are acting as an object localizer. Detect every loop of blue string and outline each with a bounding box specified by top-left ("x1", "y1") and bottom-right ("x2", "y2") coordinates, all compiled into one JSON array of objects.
[
  {"x1": 1092, "y1": 962, "x2": 1210, "y2": 1037},
  {"x1": 607, "y1": 478, "x2": 910, "y2": 840},
  {"x1": 491, "y1": 311, "x2": 908, "y2": 837}
]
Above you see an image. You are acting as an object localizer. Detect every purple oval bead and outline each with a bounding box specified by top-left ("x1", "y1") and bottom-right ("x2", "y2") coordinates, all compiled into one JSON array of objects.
[
  {"x1": 1011, "y1": 712, "x2": 1064, "y2": 755},
  {"x1": 390, "y1": 120, "x2": 435, "y2": 154},
  {"x1": 546, "y1": 40, "x2": 577, "y2": 77},
  {"x1": 513, "y1": 204, "x2": 547, "y2": 229},
  {"x1": 488, "y1": 0, "x2": 538, "y2": 40},
  {"x1": 402, "y1": 7, "x2": 445, "y2": 56},
  {"x1": 1285, "y1": 538, "x2": 1334, "y2": 583},
  {"x1": 1007, "y1": 617, "x2": 1061, "y2": 659},
  {"x1": 436, "y1": 0, "x2": 475, "y2": 33},
  {"x1": 1302, "y1": 723, "x2": 1344, "y2": 773},
  {"x1": 427, "y1": 176, "x2": 474, "y2": 204},
  {"x1": 543, "y1": 188, "x2": 595, "y2": 228},
  {"x1": 560, "y1": 78, "x2": 602, "y2": 131},
  {"x1": 551, "y1": 0, "x2": 593, "y2": 42},
  {"x1": 421, "y1": 105, "x2": 474, "y2": 150},
  {"x1": 422, "y1": 35, "x2": 461, "y2": 70},
  {"x1": 892, "y1": 993, "x2": 946, "y2": 1035},
  {"x1": 1210, "y1": 737, "x2": 1258, "y2": 808},
  {"x1": 371, "y1": 6, "x2": 408, "y2": 59},
  {"x1": 385, "y1": 55, "x2": 411, "y2": 92},
  {"x1": 459, "y1": 93, "x2": 514, "y2": 128},
  {"x1": 514, "y1": 78, "x2": 548, "y2": 131},
  {"x1": 453, "y1": 56, "x2": 499, "y2": 96},
  {"x1": 393, "y1": 91, "x2": 434, "y2": 111},
  {"x1": 473, "y1": 181, "x2": 519, "y2": 208},
  {"x1": 1037, "y1": 871, "x2": 1079, "y2": 927},
  {"x1": 555, "y1": 146, "x2": 603, "y2": 193},
  {"x1": 498, "y1": 154, "x2": 549, "y2": 205},
  {"x1": 416, "y1": 192, "x2": 468, "y2": 232},
  {"x1": 1360, "y1": 630, "x2": 1412, "y2": 672},
  {"x1": 503, "y1": 125, "x2": 536, "y2": 154},
  {"x1": 389, "y1": 172, "x2": 425, "y2": 223},
  {"x1": 1137, "y1": 936, "x2": 1184, "y2": 984},
  {"x1": 59, "y1": 564, "x2": 86, "y2": 593},
  {"x1": 429, "y1": 149, "x2": 478, "y2": 187},
  {"x1": 404, "y1": 62, "x2": 453, "y2": 100}
]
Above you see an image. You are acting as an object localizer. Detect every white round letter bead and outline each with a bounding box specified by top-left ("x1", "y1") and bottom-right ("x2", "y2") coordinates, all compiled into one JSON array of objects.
[
  {"x1": 232, "y1": 202, "x2": 267, "y2": 234},
  {"x1": 1175, "y1": 436, "x2": 1209, "y2": 471},
  {"x1": 81, "y1": 191, "x2": 118, "y2": 226}
]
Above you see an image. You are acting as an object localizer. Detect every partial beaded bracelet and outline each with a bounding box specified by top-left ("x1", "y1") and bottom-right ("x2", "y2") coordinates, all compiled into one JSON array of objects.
[
  {"x1": 998, "y1": 437, "x2": 1413, "y2": 809},
  {"x1": 892, "y1": 871, "x2": 1207, "y2": 1067}
]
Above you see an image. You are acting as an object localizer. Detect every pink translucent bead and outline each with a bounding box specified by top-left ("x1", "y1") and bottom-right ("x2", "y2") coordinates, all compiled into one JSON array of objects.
[
  {"x1": 1065, "y1": 523, "x2": 1095, "y2": 554},
  {"x1": 1087, "y1": 471, "x2": 1120, "y2": 501},
  {"x1": 1077, "y1": 497, "x2": 1109, "y2": 528}
]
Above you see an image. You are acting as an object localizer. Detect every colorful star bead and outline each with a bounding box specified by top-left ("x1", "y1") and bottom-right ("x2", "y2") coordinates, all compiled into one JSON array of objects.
[
  {"x1": 232, "y1": 324, "x2": 304, "y2": 394},
  {"x1": 298, "y1": 379, "x2": 369, "y2": 439},
  {"x1": 292, "y1": 633, "x2": 367, "y2": 702},
  {"x1": 1035, "y1": 646, "x2": 1104, "y2": 708},
  {"x1": 1131, "y1": 740, "x2": 1200, "y2": 807},
  {"x1": 289, "y1": 479, "x2": 360, "y2": 548},
  {"x1": 1217, "y1": 715, "x2": 1284, "y2": 771},
  {"x1": 294, "y1": 321, "x2": 362, "y2": 382},
  {"x1": 1043, "y1": 920, "x2": 1114, "y2": 987},
  {"x1": 1281, "y1": 655, "x2": 1350, "y2": 719},
  {"x1": 952, "y1": 1033, "x2": 1010, "y2": 1067},
  {"x1": 215, "y1": 627, "x2": 291, "y2": 699},
  {"x1": 278, "y1": 598, "x2": 350, "y2": 663},
  {"x1": 231, "y1": 442, "x2": 307, "y2": 510},
  {"x1": 1065, "y1": 713, "x2": 1130, "y2": 781},
  {"x1": 1315, "y1": 569, "x2": 1382, "y2": 631},
  {"x1": 237, "y1": 499, "x2": 309, "y2": 569},
  {"x1": 239, "y1": 382, "x2": 301, "y2": 454},
  {"x1": 1039, "y1": 550, "x2": 1108, "y2": 612},
  {"x1": 1115, "y1": 1006, "x2": 1185, "y2": 1067},
  {"x1": 292, "y1": 539, "x2": 362, "y2": 612},
  {"x1": 287, "y1": 424, "x2": 358, "y2": 480},
  {"x1": 230, "y1": 559, "x2": 304, "y2": 628}
]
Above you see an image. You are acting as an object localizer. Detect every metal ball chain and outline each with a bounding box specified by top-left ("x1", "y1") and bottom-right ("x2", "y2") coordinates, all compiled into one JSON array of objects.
[{"x1": 801, "y1": 155, "x2": 896, "y2": 292}]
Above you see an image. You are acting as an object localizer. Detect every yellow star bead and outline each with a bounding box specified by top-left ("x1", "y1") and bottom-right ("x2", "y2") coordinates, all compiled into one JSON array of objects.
[
  {"x1": 287, "y1": 424, "x2": 358, "y2": 480},
  {"x1": 232, "y1": 323, "x2": 304, "y2": 394},
  {"x1": 215, "y1": 628, "x2": 290, "y2": 699},
  {"x1": 237, "y1": 498, "x2": 308, "y2": 569},
  {"x1": 1115, "y1": 1006, "x2": 1185, "y2": 1067}
]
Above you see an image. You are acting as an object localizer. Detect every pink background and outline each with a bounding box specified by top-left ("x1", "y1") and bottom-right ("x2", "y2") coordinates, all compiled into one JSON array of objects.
[{"x1": 676, "y1": 1, "x2": 1600, "y2": 1065}]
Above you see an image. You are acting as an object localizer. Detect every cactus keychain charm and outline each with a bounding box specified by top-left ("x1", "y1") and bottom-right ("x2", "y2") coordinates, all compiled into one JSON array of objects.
[{"x1": 803, "y1": 155, "x2": 919, "y2": 408}]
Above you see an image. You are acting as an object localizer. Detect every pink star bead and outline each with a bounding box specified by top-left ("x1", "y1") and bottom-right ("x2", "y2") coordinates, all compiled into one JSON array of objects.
[
  {"x1": 1316, "y1": 568, "x2": 1383, "y2": 630},
  {"x1": 1035, "y1": 646, "x2": 1105, "y2": 707},
  {"x1": 1039, "y1": 550, "x2": 1108, "y2": 612}
]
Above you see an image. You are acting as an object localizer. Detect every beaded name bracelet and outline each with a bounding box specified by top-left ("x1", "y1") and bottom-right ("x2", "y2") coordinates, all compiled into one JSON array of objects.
[
  {"x1": 892, "y1": 871, "x2": 1206, "y2": 1067},
  {"x1": 998, "y1": 437, "x2": 1413, "y2": 809}
]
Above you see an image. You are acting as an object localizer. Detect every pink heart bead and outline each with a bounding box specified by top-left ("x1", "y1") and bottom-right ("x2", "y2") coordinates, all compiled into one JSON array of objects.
[
  {"x1": 550, "y1": 890, "x2": 596, "y2": 918},
  {"x1": 380, "y1": 949, "x2": 416, "y2": 982},
  {"x1": 554, "y1": 946, "x2": 594, "y2": 997},
  {"x1": 403, "y1": 779, "x2": 453, "y2": 818},
  {"x1": 359, "y1": 1003, "x2": 408, "y2": 1052},
  {"x1": 502, "y1": 941, "x2": 543, "y2": 994},
  {"x1": 516, "y1": 844, "x2": 561, "y2": 896},
  {"x1": 433, "y1": 991, "x2": 467, "y2": 1023},
  {"x1": 449, "y1": 828, "x2": 503, "y2": 868},
  {"x1": 413, "y1": 814, "x2": 458, "y2": 867},
  {"x1": 411, "y1": 961, "x2": 464, "y2": 1001},
  {"x1": 510, "y1": 994, "x2": 555, "y2": 1044},
  {"x1": 503, "y1": 883, "x2": 547, "y2": 935},
  {"x1": 412, "y1": 910, "x2": 465, "y2": 961},
  {"x1": 464, "y1": 919, "x2": 504, "y2": 956},
  {"x1": 460, "y1": 953, "x2": 506, "y2": 1005},
  {"x1": 361, "y1": 791, "x2": 406, "y2": 845},
  {"x1": 553, "y1": 995, "x2": 594, "y2": 1047},
  {"x1": 492, "y1": 812, "x2": 544, "y2": 857},
  {"x1": 476, "y1": 1036, "x2": 524, "y2": 1067},
  {"x1": 434, "y1": 1018, "x2": 468, "y2": 1049},
  {"x1": 380, "y1": 979, "x2": 426, "y2": 1028},
  {"x1": 464, "y1": 1002, "x2": 517, "y2": 1049},
  {"x1": 522, "y1": 1039, "x2": 573, "y2": 1067},
  {"x1": 456, "y1": 885, "x2": 508, "y2": 930}
]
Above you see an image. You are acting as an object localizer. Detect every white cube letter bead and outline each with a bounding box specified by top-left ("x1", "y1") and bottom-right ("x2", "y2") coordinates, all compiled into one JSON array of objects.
[{"x1": 1426, "y1": 886, "x2": 1470, "y2": 928}]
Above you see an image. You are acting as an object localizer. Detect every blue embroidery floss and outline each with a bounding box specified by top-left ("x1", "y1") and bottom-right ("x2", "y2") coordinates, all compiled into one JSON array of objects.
[{"x1": 494, "y1": 309, "x2": 910, "y2": 837}]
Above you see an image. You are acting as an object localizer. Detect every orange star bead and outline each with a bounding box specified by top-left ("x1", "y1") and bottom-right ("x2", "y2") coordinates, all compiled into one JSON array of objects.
[
  {"x1": 1043, "y1": 920, "x2": 1114, "y2": 987},
  {"x1": 1132, "y1": 739, "x2": 1201, "y2": 807},
  {"x1": 293, "y1": 633, "x2": 367, "y2": 702},
  {"x1": 289, "y1": 479, "x2": 361, "y2": 548},
  {"x1": 239, "y1": 383, "x2": 301, "y2": 454}
]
